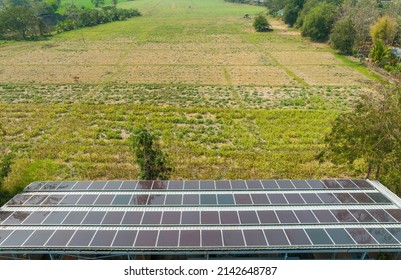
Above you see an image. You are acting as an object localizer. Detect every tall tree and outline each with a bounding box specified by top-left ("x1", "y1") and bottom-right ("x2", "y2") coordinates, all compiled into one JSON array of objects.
[
  {"x1": 131, "y1": 127, "x2": 172, "y2": 180},
  {"x1": 330, "y1": 17, "x2": 356, "y2": 54},
  {"x1": 301, "y1": 2, "x2": 338, "y2": 41}
]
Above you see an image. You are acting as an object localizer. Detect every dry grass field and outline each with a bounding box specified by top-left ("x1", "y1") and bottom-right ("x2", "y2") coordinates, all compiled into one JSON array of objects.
[{"x1": 0, "y1": 0, "x2": 381, "y2": 193}]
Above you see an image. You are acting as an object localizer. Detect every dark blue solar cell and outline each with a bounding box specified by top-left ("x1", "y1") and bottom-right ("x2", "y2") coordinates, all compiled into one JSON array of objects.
[
  {"x1": 337, "y1": 180, "x2": 357, "y2": 189},
  {"x1": 305, "y1": 229, "x2": 333, "y2": 245},
  {"x1": 352, "y1": 180, "x2": 374, "y2": 189},
  {"x1": 183, "y1": 194, "x2": 199, "y2": 205},
  {"x1": 257, "y1": 210, "x2": 279, "y2": 224},
  {"x1": 238, "y1": 211, "x2": 259, "y2": 224},
  {"x1": 22, "y1": 211, "x2": 50, "y2": 224},
  {"x1": 101, "y1": 212, "x2": 125, "y2": 225},
  {"x1": 307, "y1": 180, "x2": 326, "y2": 189},
  {"x1": 90, "y1": 230, "x2": 117, "y2": 247},
  {"x1": 130, "y1": 195, "x2": 149, "y2": 205},
  {"x1": 333, "y1": 193, "x2": 357, "y2": 204},
  {"x1": 94, "y1": 195, "x2": 115, "y2": 205},
  {"x1": 68, "y1": 230, "x2": 96, "y2": 247},
  {"x1": 137, "y1": 181, "x2": 153, "y2": 190},
  {"x1": 346, "y1": 228, "x2": 377, "y2": 244},
  {"x1": 200, "y1": 180, "x2": 215, "y2": 190},
  {"x1": 294, "y1": 210, "x2": 319, "y2": 224},
  {"x1": 220, "y1": 211, "x2": 240, "y2": 224},
  {"x1": 112, "y1": 195, "x2": 132, "y2": 205},
  {"x1": 317, "y1": 193, "x2": 340, "y2": 204},
  {"x1": 276, "y1": 210, "x2": 299, "y2": 224},
  {"x1": 56, "y1": 181, "x2": 76, "y2": 190},
  {"x1": 24, "y1": 230, "x2": 54, "y2": 246},
  {"x1": 284, "y1": 193, "x2": 305, "y2": 204},
  {"x1": 147, "y1": 194, "x2": 166, "y2": 205},
  {"x1": 141, "y1": 212, "x2": 162, "y2": 224},
  {"x1": 215, "y1": 181, "x2": 231, "y2": 190},
  {"x1": 386, "y1": 228, "x2": 401, "y2": 242},
  {"x1": 268, "y1": 194, "x2": 288, "y2": 204},
  {"x1": 157, "y1": 230, "x2": 179, "y2": 247},
  {"x1": 243, "y1": 230, "x2": 267, "y2": 246},
  {"x1": 88, "y1": 181, "x2": 106, "y2": 190},
  {"x1": 165, "y1": 194, "x2": 182, "y2": 205},
  {"x1": 222, "y1": 230, "x2": 245, "y2": 246},
  {"x1": 264, "y1": 229, "x2": 289, "y2": 246},
  {"x1": 104, "y1": 181, "x2": 123, "y2": 190},
  {"x1": 42, "y1": 211, "x2": 69, "y2": 225},
  {"x1": 0, "y1": 230, "x2": 13, "y2": 246},
  {"x1": 277, "y1": 180, "x2": 294, "y2": 189},
  {"x1": 349, "y1": 210, "x2": 377, "y2": 223},
  {"x1": 72, "y1": 181, "x2": 91, "y2": 190},
  {"x1": 201, "y1": 194, "x2": 217, "y2": 205},
  {"x1": 168, "y1": 181, "x2": 184, "y2": 190},
  {"x1": 42, "y1": 182, "x2": 60, "y2": 190},
  {"x1": 322, "y1": 180, "x2": 342, "y2": 189},
  {"x1": 326, "y1": 228, "x2": 355, "y2": 245},
  {"x1": 366, "y1": 228, "x2": 399, "y2": 244},
  {"x1": 250, "y1": 193, "x2": 270, "y2": 205},
  {"x1": 231, "y1": 180, "x2": 247, "y2": 190},
  {"x1": 62, "y1": 211, "x2": 87, "y2": 225},
  {"x1": 368, "y1": 209, "x2": 396, "y2": 223},
  {"x1": 184, "y1": 180, "x2": 199, "y2": 190},
  {"x1": 135, "y1": 230, "x2": 158, "y2": 247},
  {"x1": 161, "y1": 212, "x2": 181, "y2": 224},
  {"x1": 291, "y1": 180, "x2": 311, "y2": 189},
  {"x1": 181, "y1": 211, "x2": 200, "y2": 225},
  {"x1": 284, "y1": 229, "x2": 311, "y2": 245},
  {"x1": 202, "y1": 230, "x2": 222, "y2": 246},
  {"x1": 152, "y1": 181, "x2": 168, "y2": 190},
  {"x1": 180, "y1": 230, "x2": 200, "y2": 247},
  {"x1": 112, "y1": 231, "x2": 137, "y2": 247},
  {"x1": 46, "y1": 230, "x2": 75, "y2": 246},
  {"x1": 330, "y1": 210, "x2": 357, "y2": 223},
  {"x1": 261, "y1": 180, "x2": 279, "y2": 189},
  {"x1": 217, "y1": 194, "x2": 234, "y2": 205},
  {"x1": 301, "y1": 193, "x2": 323, "y2": 204},
  {"x1": 121, "y1": 212, "x2": 143, "y2": 224},
  {"x1": 120, "y1": 181, "x2": 138, "y2": 190},
  {"x1": 312, "y1": 210, "x2": 338, "y2": 223},
  {"x1": 246, "y1": 180, "x2": 263, "y2": 189},
  {"x1": 234, "y1": 194, "x2": 252, "y2": 205},
  {"x1": 366, "y1": 193, "x2": 391, "y2": 203},
  {"x1": 201, "y1": 211, "x2": 219, "y2": 224},
  {"x1": 1, "y1": 230, "x2": 34, "y2": 246}
]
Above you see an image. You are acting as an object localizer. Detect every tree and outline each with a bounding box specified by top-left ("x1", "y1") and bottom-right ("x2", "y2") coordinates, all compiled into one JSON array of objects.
[
  {"x1": 283, "y1": 2, "x2": 300, "y2": 27},
  {"x1": 131, "y1": 127, "x2": 172, "y2": 180},
  {"x1": 330, "y1": 17, "x2": 356, "y2": 54},
  {"x1": 369, "y1": 39, "x2": 393, "y2": 67},
  {"x1": 319, "y1": 86, "x2": 401, "y2": 194},
  {"x1": 370, "y1": 16, "x2": 398, "y2": 45},
  {"x1": 301, "y1": 2, "x2": 338, "y2": 41},
  {"x1": 112, "y1": 0, "x2": 118, "y2": 7},
  {"x1": 0, "y1": 6, "x2": 42, "y2": 40},
  {"x1": 91, "y1": 0, "x2": 105, "y2": 8},
  {"x1": 253, "y1": 14, "x2": 271, "y2": 32}
]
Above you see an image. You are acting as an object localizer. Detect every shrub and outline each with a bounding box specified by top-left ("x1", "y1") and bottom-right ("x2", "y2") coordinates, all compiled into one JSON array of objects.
[
  {"x1": 370, "y1": 15, "x2": 398, "y2": 45},
  {"x1": 253, "y1": 15, "x2": 271, "y2": 32},
  {"x1": 301, "y1": 2, "x2": 338, "y2": 41},
  {"x1": 330, "y1": 18, "x2": 356, "y2": 54}
]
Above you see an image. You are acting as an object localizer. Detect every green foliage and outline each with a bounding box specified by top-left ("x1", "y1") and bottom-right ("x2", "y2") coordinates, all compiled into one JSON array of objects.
[
  {"x1": 131, "y1": 127, "x2": 172, "y2": 180},
  {"x1": 370, "y1": 15, "x2": 398, "y2": 45},
  {"x1": 91, "y1": 0, "x2": 105, "y2": 8},
  {"x1": 369, "y1": 39, "x2": 392, "y2": 67},
  {"x1": 301, "y1": 2, "x2": 338, "y2": 41},
  {"x1": 0, "y1": 5, "x2": 44, "y2": 40},
  {"x1": 253, "y1": 14, "x2": 271, "y2": 32},
  {"x1": 283, "y1": 2, "x2": 300, "y2": 27},
  {"x1": 320, "y1": 86, "x2": 401, "y2": 195},
  {"x1": 330, "y1": 17, "x2": 356, "y2": 54}
]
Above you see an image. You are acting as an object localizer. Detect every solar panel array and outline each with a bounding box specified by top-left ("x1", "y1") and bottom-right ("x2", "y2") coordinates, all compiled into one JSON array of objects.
[{"x1": 1, "y1": 179, "x2": 401, "y2": 252}]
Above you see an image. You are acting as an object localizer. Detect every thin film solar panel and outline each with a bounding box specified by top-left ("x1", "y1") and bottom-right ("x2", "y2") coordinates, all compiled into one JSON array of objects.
[
  {"x1": 200, "y1": 180, "x2": 215, "y2": 190},
  {"x1": 101, "y1": 212, "x2": 125, "y2": 225},
  {"x1": 1, "y1": 230, "x2": 34, "y2": 246},
  {"x1": 325, "y1": 228, "x2": 355, "y2": 245},
  {"x1": 284, "y1": 229, "x2": 311, "y2": 245},
  {"x1": 135, "y1": 230, "x2": 158, "y2": 247},
  {"x1": 90, "y1": 230, "x2": 117, "y2": 247},
  {"x1": 161, "y1": 211, "x2": 181, "y2": 224},
  {"x1": 180, "y1": 230, "x2": 200, "y2": 247},
  {"x1": 222, "y1": 230, "x2": 245, "y2": 246},
  {"x1": 112, "y1": 230, "x2": 137, "y2": 247},
  {"x1": 67, "y1": 230, "x2": 96, "y2": 247},
  {"x1": 45, "y1": 230, "x2": 75, "y2": 246},
  {"x1": 202, "y1": 230, "x2": 222, "y2": 246},
  {"x1": 215, "y1": 180, "x2": 231, "y2": 190},
  {"x1": 181, "y1": 211, "x2": 200, "y2": 225},
  {"x1": 157, "y1": 230, "x2": 179, "y2": 247},
  {"x1": 366, "y1": 228, "x2": 399, "y2": 244},
  {"x1": 24, "y1": 230, "x2": 54, "y2": 246},
  {"x1": 305, "y1": 229, "x2": 333, "y2": 245},
  {"x1": 22, "y1": 211, "x2": 50, "y2": 224},
  {"x1": 0, "y1": 230, "x2": 13, "y2": 246},
  {"x1": 264, "y1": 229, "x2": 289, "y2": 246},
  {"x1": 243, "y1": 230, "x2": 267, "y2": 246},
  {"x1": 220, "y1": 211, "x2": 240, "y2": 224},
  {"x1": 346, "y1": 228, "x2": 377, "y2": 244}
]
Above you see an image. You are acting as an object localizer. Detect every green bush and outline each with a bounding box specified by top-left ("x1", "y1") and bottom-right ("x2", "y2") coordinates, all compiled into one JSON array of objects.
[
  {"x1": 301, "y1": 2, "x2": 338, "y2": 41},
  {"x1": 253, "y1": 15, "x2": 271, "y2": 32},
  {"x1": 330, "y1": 18, "x2": 356, "y2": 54}
]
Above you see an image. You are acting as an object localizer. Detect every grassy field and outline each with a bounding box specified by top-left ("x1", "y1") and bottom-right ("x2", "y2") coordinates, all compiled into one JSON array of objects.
[{"x1": 0, "y1": 0, "x2": 378, "y2": 192}]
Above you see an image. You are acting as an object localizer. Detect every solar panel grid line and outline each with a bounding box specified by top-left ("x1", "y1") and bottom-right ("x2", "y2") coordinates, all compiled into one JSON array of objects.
[
  {"x1": 20, "y1": 229, "x2": 44, "y2": 247},
  {"x1": 322, "y1": 228, "x2": 336, "y2": 245},
  {"x1": 87, "y1": 228, "x2": 101, "y2": 247},
  {"x1": 370, "y1": 180, "x2": 401, "y2": 208},
  {"x1": 0, "y1": 230, "x2": 15, "y2": 246}
]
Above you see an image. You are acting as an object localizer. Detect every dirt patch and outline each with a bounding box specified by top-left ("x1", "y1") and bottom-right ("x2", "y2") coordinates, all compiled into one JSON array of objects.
[
  {"x1": 270, "y1": 51, "x2": 343, "y2": 65},
  {"x1": 227, "y1": 66, "x2": 299, "y2": 86}
]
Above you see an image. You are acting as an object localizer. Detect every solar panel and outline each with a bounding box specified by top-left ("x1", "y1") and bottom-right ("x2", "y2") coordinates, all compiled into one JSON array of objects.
[
  {"x1": 157, "y1": 230, "x2": 179, "y2": 247},
  {"x1": 68, "y1": 230, "x2": 96, "y2": 247}
]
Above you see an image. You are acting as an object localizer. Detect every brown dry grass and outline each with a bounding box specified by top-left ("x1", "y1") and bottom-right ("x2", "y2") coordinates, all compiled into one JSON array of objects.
[{"x1": 270, "y1": 51, "x2": 343, "y2": 65}]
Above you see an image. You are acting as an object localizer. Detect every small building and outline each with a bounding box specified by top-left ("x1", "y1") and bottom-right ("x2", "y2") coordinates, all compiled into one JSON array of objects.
[{"x1": 0, "y1": 179, "x2": 401, "y2": 260}]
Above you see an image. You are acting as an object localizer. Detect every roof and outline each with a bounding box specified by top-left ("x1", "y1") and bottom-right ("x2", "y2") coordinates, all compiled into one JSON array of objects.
[{"x1": 1, "y1": 179, "x2": 401, "y2": 256}]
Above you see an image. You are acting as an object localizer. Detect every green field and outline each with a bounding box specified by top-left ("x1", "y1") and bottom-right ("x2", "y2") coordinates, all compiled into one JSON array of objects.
[{"x1": 0, "y1": 0, "x2": 377, "y2": 191}]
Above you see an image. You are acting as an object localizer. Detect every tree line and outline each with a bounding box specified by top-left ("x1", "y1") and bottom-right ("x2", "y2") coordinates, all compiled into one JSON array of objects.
[
  {"x1": 0, "y1": 0, "x2": 141, "y2": 40},
  {"x1": 265, "y1": 0, "x2": 401, "y2": 75}
]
